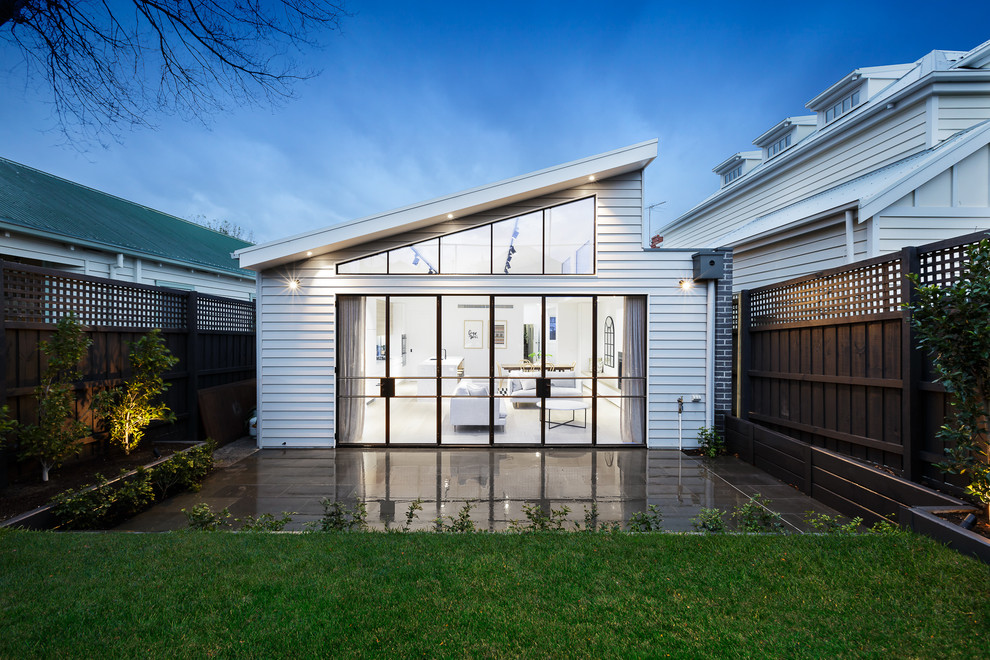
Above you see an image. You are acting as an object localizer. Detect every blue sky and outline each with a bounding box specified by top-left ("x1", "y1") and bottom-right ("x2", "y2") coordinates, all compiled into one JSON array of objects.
[{"x1": 2, "y1": 2, "x2": 988, "y2": 244}]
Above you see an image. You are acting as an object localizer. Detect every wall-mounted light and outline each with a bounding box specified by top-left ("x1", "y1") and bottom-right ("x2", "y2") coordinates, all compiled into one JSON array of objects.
[
  {"x1": 306, "y1": 251, "x2": 313, "y2": 256},
  {"x1": 287, "y1": 278, "x2": 300, "y2": 291},
  {"x1": 447, "y1": 213, "x2": 454, "y2": 219},
  {"x1": 679, "y1": 278, "x2": 693, "y2": 290},
  {"x1": 588, "y1": 175, "x2": 596, "y2": 182}
]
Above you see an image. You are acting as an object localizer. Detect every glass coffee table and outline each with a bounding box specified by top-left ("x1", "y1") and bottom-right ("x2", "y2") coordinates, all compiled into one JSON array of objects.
[{"x1": 536, "y1": 398, "x2": 590, "y2": 429}]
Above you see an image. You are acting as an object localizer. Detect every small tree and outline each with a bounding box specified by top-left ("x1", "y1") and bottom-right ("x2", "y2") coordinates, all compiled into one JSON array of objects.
[
  {"x1": 909, "y1": 238, "x2": 990, "y2": 516},
  {"x1": 0, "y1": 404, "x2": 17, "y2": 447},
  {"x1": 19, "y1": 313, "x2": 92, "y2": 481},
  {"x1": 94, "y1": 329, "x2": 179, "y2": 455}
]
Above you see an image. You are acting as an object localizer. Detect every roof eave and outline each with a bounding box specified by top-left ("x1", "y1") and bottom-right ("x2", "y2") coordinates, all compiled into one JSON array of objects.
[{"x1": 237, "y1": 139, "x2": 658, "y2": 271}]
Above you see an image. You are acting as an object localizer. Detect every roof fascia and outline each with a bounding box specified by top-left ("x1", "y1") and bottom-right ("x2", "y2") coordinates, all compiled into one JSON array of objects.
[
  {"x1": 858, "y1": 120, "x2": 990, "y2": 220},
  {"x1": 753, "y1": 116, "x2": 817, "y2": 147},
  {"x1": 952, "y1": 39, "x2": 990, "y2": 69},
  {"x1": 730, "y1": 204, "x2": 857, "y2": 252},
  {"x1": 237, "y1": 140, "x2": 658, "y2": 271},
  {"x1": 0, "y1": 219, "x2": 254, "y2": 279},
  {"x1": 660, "y1": 70, "x2": 983, "y2": 237}
]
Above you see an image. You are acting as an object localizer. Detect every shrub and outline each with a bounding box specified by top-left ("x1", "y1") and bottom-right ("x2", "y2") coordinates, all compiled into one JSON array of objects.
[
  {"x1": 240, "y1": 512, "x2": 294, "y2": 532},
  {"x1": 51, "y1": 468, "x2": 155, "y2": 530},
  {"x1": 0, "y1": 404, "x2": 16, "y2": 448},
  {"x1": 19, "y1": 313, "x2": 91, "y2": 481},
  {"x1": 804, "y1": 512, "x2": 862, "y2": 535},
  {"x1": 93, "y1": 329, "x2": 179, "y2": 455},
  {"x1": 402, "y1": 498, "x2": 424, "y2": 532},
  {"x1": 732, "y1": 494, "x2": 785, "y2": 534},
  {"x1": 692, "y1": 507, "x2": 727, "y2": 533},
  {"x1": 909, "y1": 238, "x2": 990, "y2": 516},
  {"x1": 434, "y1": 501, "x2": 477, "y2": 533},
  {"x1": 308, "y1": 499, "x2": 368, "y2": 532},
  {"x1": 628, "y1": 504, "x2": 664, "y2": 532},
  {"x1": 150, "y1": 441, "x2": 215, "y2": 499},
  {"x1": 509, "y1": 502, "x2": 570, "y2": 532},
  {"x1": 183, "y1": 503, "x2": 233, "y2": 531},
  {"x1": 697, "y1": 425, "x2": 726, "y2": 458}
]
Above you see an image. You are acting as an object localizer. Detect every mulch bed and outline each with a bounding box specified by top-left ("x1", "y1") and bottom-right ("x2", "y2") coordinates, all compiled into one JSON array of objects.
[
  {"x1": 0, "y1": 444, "x2": 185, "y2": 523},
  {"x1": 937, "y1": 509, "x2": 990, "y2": 542}
]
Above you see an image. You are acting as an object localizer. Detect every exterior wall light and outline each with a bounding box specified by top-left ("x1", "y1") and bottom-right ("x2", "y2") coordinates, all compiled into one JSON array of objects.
[
  {"x1": 288, "y1": 278, "x2": 300, "y2": 291},
  {"x1": 588, "y1": 175, "x2": 596, "y2": 181},
  {"x1": 679, "y1": 278, "x2": 693, "y2": 290}
]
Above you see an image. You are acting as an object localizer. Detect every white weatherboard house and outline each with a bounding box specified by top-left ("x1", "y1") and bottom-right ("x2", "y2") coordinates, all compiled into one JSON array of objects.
[
  {"x1": 658, "y1": 39, "x2": 990, "y2": 291},
  {"x1": 237, "y1": 141, "x2": 733, "y2": 448}
]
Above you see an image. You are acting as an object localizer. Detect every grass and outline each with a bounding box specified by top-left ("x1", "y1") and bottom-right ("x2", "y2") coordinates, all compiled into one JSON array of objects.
[{"x1": 2, "y1": 530, "x2": 989, "y2": 658}]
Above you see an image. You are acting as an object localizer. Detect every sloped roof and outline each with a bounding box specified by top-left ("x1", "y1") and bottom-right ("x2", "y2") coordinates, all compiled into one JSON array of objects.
[
  {"x1": 237, "y1": 140, "x2": 658, "y2": 271},
  {"x1": 0, "y1": 157, "x2": 253, "y2": 277},
  {"x1": 718, "y1": 121, "x2": 990, "y2": 248}
]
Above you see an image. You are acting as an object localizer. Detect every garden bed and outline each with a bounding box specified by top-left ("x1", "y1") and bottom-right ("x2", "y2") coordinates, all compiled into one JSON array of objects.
[{"x1": 0, "y1": 443, "x2": 188, "y2": 522}]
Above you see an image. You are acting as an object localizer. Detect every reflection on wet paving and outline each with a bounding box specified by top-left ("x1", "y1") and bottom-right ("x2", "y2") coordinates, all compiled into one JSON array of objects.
[{"x1": 117, "y1": 448, "x2": 841, "y2": 533}]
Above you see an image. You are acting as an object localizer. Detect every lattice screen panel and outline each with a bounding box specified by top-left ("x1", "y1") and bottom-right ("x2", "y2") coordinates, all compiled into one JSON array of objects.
[
  {"x1": 918, "y1": 242, "x2": 970, "y2": 289},
  {"x1": 197, "y1": 295, "x2": 256, "y2": 332},
  {"x1": 3, "y1": 265, "x2": 186, "y2": 328},
  {"x1": 750, "y1": 257, "x2": 902, "y2": 327}
]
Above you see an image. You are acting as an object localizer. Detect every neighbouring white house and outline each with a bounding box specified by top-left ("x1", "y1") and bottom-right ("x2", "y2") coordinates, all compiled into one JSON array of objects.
[
  {"x1": 657, "y1": 38, "x2": 990, "y2": 291},
  {"x1": 237, "y1": 140, "x2": 734, "y2": 448},
  {"x1": 0, "y1": 156, "x2": 256, "y2": 300}
]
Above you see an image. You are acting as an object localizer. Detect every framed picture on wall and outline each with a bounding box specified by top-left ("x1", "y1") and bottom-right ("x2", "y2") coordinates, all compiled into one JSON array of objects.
[
  {"x1": 464, "y1": 320, "x2": 484, "y2": 349},
  {"x1": 549, "y1": 316, "x2": 557, "y2": 340},
  {"x1": 493, "y1": 321, "x2": 507, "y2": 348}
]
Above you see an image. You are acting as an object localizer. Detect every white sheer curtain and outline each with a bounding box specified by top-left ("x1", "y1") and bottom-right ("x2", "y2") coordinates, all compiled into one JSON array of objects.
[
  {"x1": 337, "y1": 296, "x2": 366, "y2": 444},
  {"x1": 620, "y1": 296, "x2": 646, "y2": 444}
]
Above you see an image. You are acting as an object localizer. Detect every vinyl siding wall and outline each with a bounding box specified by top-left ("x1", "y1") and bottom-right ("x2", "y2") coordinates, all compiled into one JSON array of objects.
[
  {"x1": 0, "y1": 233, "x2": 254, "y2": 299},
  {"x1": 663, "y1": 101, "x2": 929, "y2": 248},
  {"x1": 255, "y1": 172, "x2": 712, "y2": 448},
  {"x1": 937, "y1": 95, "x2": 990, "y2": 143}
]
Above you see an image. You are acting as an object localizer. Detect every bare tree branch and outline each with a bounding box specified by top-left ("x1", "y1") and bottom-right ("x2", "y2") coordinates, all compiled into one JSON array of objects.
[{"x1": 1, "y1": 0, "x2": 347, "y2": 144}]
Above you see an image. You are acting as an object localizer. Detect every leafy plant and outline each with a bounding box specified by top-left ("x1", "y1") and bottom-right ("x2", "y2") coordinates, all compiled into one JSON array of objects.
[
  {"x1": 692, "y1": 507, "x2": 727, "y2": 533},
  {"x1": 51, "y1": 468, "x2": 155, "y2": 530},
  {"x1": 868, "y1": 519, "x2": 905, "y2": 536},
  {"x1": 0, "y1": 404, "x2": 16, "y2": 448},
  {"x1": 150, "y1": 441, "x2": 214, "y2": 499},
  {"x1": 183, "y1": 503, "x2": 234, "y2": 531},
  {"x1": 697, "y1": 425, "x2": 726, "y2": 458},
  {"x1": 240, "y1": 512, "x2": 294, "y2": 532},
  {"x1": 93, "y1": 329, "x2": 179, "y2": 455},
  {"x1": 403, "y1": 498, "x2": 424, "y2": 532},
  {"x1": 803, "y1": 512, "x2": 862, "y2": 535},
  {"x1": 19, "y1": 313, "x2": 92, "y2": 481},
  {"x1": 909, "y1": 239, "x2": 990, "y2": 516},
  {"x1": 628, "y1": 504, "x2": 664, "y2": 532},
  {"x1": 435, "y1": 501, "x2": 477, "y2": 533},
  {"x1": 509, "y1": 502, "x2": 570, "y2": 532},
  {"x1": 732, "y1": 494, "x2": 785, "y2": 534},
  {"x1": 308, "y1": 499, "x2": 368, "y2": 532}
]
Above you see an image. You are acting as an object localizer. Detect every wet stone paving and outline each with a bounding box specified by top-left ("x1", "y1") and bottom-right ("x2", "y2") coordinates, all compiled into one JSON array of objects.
[{"x1": 118, "y1": 443, "x2": 841, "y2": 533}]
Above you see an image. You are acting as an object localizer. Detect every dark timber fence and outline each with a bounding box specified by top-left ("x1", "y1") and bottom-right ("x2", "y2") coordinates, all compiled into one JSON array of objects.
[
  {"x1": 0, "y1": 260, "x2": 255, "y2": 481},
  {"x1": 734, "y1": 229, "x2": 990, "y2": 497}
]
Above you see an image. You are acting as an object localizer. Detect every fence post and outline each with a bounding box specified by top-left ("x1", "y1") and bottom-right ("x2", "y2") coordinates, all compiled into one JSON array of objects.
[
  {"x1": 737, "y1": 289, "x2": 752, "y2": 421},
  {"x1": 186, "y1": 292, "x2": 200, "y2": 442},
  {"x1": 900, "y1": 246, "x2": 922, "y2": 482}
]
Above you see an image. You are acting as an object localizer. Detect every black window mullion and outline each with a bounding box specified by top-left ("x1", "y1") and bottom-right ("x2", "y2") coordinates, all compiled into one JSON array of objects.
[
  {"x1": 436, "y1": 295, "x2": 442, "y2": 446},
  {"x1": 592, "y1": 296, "x2": 598, "y2": 446},
  {"x1": 489, "y1": 294, "x2": 496, "y2": 446}
]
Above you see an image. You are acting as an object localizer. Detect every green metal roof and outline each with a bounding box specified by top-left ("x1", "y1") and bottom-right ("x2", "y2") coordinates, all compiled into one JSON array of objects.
[{"x1": 0, "y1": 157, "x2": 254, "y2": 278}]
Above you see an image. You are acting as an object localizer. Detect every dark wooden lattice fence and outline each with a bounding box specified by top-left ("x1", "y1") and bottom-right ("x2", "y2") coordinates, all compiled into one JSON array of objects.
[
  {"x1": 0, "y1": 261, "x2": 255, "y2": 481},
  {"x1": 735, "y1": 229, "x2": 990, "y2": 495}
]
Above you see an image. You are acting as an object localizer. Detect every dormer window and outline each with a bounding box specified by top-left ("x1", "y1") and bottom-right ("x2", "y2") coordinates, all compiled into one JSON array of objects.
[
  {"x1": 824, "y1": 89, "x2": 861, "y2": 123},
  {"x1": 766, "y1": 134, "x2": 792, "y2": 158},
  {"x1": 722, "y1": 165, "x2": 743, "y2": 185}
]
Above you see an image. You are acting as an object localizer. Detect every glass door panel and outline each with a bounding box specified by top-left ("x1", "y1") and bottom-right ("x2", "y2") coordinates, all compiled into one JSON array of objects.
[
  {"x1": 337, "y1": 295, "x2": 386, "y2": 444},
  {"x1": 495, "y1": 296, "x2": 542, "y2": 444},
  {"x1": 441, "y1": 295, "x2": 491, "y2": 445},
  {"x1": 596, "y1": 296, "x2": 646, "y2": 445},
  {"x1": 390, "y1": 296, "x2": 437, "y2": 444},
  {"x1": 544, "y1": 297, "x2": 593, "y2": 445}
]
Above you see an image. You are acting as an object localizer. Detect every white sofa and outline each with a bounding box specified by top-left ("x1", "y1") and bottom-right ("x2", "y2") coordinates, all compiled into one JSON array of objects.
[
  {"x1": 449, "y1": 380, "x2": 508, "y2": 430},
  {"x1": 508, "y1": 370, "x2": 583, "y2": 407}
]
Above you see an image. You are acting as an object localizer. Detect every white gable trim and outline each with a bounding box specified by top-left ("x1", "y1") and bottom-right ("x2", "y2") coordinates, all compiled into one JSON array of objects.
[
  {"x1": 859, "y1": 120, "x2": 990, "y2": 221},
  {"x1": 237, "y1": 140, "x2": 658, "y2": 271}
]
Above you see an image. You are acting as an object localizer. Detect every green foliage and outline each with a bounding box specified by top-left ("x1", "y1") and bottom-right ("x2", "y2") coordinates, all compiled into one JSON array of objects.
[
  {"x1": 732, "y1": 494, "x2": 785, "y2": 534},
  {"x1": 402, "y1": 498, "x2": 424, "y2": 532},
  {"x1": 93, "y1": 329, "x2": 179, "y2": 455},
  {"x1": 909, "y1": 238, "x2": 990, "y2": 512},
  {"x1": 308, "y1": 499, "x2": 368, "y2": 532},
  {"x1": 509, "y1": 502, "x2": 570, "y2": 532},
  {"x1": 50, "y1": 445, "x2": 214, "y2": 529},
  {"x1": 239, "y1": 512, "x2": 294, "y2": 532},
  {"x1": 574, "y1": 501, "x2": 619, "y2": 532},
  {"x1": 150, "y1": 441, "x2": 215, "y2": 499},
  {"x1": 52, "y1": 468, "x2": 155, "y2": 530},
  {"x1": 697, "y1": 425, "x2": 726, "y2": 458},
  {"x1": 434, "y1": 501, "x2": 478, "y2": 533},
  {"x1": 183, "y1": 503, "x2": 234, "y2": 531},
  {"x1": 627, "y1": 504, "x2": 664, "y2": 532},
  {"x1": 804, "y1": 512, "x2": 863, "y2": 535},
  {"x1": 0, "y1": 404, "x2": 16, "y2": 448},
  {"x1": 867, "y1": 519, "x2": 906, "y2": 536},
  {"x1": 692, "y1": 507, "x2": 727, "y2": 533},
  {"x1": 19, "y1": 314, "x2": 92, "y2": 481}
]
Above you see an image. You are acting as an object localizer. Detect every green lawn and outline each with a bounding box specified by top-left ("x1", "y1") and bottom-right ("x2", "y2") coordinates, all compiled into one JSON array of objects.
[{"x1": 2, "y1": 530, "x2": 989, "y2": 658}]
